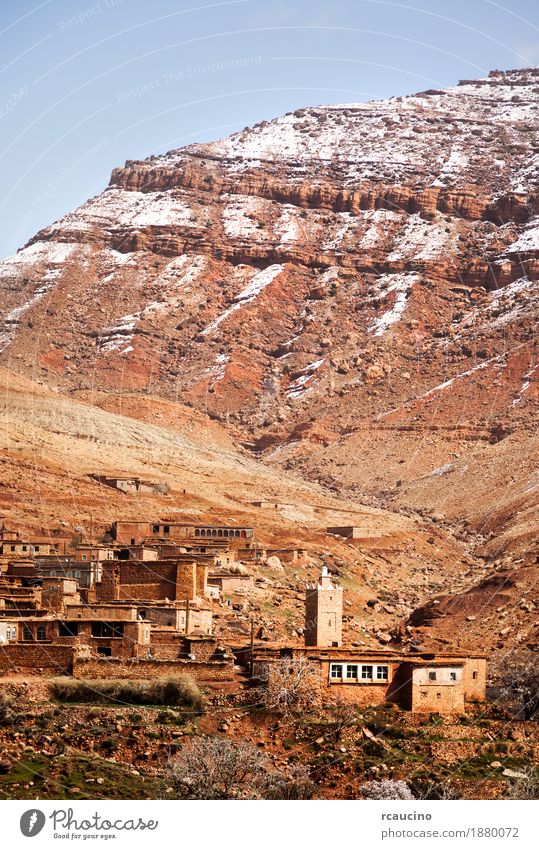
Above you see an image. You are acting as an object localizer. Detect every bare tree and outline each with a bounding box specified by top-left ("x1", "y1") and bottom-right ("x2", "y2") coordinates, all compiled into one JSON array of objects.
[
  {"x1": 496, "y1": 656, "x2": 539, "y2": 721},
  {"x1": 359, "y1": 779, "x2": 414, "y2": 800},
  {"x1": 167, "y1": 736, "x2": 316, "y2": 800},
  {"x1": 260, "y1": 656, "x2": 321, "y2": 716}
]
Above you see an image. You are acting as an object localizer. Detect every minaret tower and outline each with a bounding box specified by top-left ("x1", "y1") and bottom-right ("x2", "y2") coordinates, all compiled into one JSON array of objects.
[{"x1": 304, "y1": 565, "x2": 343, "y2": 647}]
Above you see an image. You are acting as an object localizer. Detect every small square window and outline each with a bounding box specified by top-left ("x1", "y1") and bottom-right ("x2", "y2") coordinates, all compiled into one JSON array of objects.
[
  {"x1": 428, "y1": 671, "x2": 437, "y2": 681},
  {"x1": 361, "y1": 665, "x2": 373, "y2": 680},
  {"x1": 346, "y1": 664, "x2": 358, "y2": 679},
  {"x1": 376, "y1": 666, "x2": 389, "y2": 681},
  {"x1": 330, "y1": 664, "x2": 343, "y2": 679},
  {"x1": 450, "y1": 672, "x2": 457, "y2": 682}
]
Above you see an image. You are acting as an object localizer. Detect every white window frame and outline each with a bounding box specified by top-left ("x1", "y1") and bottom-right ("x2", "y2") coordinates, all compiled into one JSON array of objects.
[
  {"x1": 330, "y1": 663, "x2": 344, "y2": 679},
  {"x1": 329, "y1": 663, "x2": 390, "y2": 684}
]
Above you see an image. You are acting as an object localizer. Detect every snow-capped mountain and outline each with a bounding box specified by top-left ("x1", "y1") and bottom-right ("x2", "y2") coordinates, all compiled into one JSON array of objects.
[{"x1": 0, "y1": 68, "x2": 537, "y2": 514}]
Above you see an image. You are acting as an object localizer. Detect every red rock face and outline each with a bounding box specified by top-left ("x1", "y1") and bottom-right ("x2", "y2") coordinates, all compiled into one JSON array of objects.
[{"x1": 0, "y1": 68, "x2": 537, "y2": 505}]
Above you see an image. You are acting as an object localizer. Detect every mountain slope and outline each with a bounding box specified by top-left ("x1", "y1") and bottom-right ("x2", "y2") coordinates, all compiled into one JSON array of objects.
[{"x1": 0, "y1": 68, "x2": 538, "y2": 654}]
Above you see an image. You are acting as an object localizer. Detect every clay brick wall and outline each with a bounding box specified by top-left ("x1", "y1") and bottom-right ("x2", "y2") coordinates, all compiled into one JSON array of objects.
[
  {"x1": 462, "y1": 658, "x2": 487, "y2": 701},
  {"x1": 305, "y1": 584, "x2": 343, "y2": 647},
  {"x1": 0, "y1": 643, "x2": 74, "y2": 674},
  {"x1": 195, "y1": 564, "x2": 208, "y2": 598},
  {"x1": 176, "y1": 563, "x2": 196, "y2": 600},
  {"x1": 73, "y1": 656, "x2": 233, "y2": 681},
  {"x1": 113, "y1": 522, "x2": 151, "y2": 545}
]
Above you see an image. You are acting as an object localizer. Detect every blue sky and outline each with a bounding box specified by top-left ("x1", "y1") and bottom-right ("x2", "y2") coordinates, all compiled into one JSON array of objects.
[{"x1": 0, "y1": 0, "x2": 538, "y2": 259}]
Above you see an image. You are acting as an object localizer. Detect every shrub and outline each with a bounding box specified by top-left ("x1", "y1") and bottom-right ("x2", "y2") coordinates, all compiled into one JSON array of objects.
[
  {"x1": 50, "y1": 675, "x2": 203, "y2": 711},
  {"x1": 0, "y1": 692, "x2": 14, "y2": 725},
  {"x1": 359, "y1": 779, "x2": 415, "y2": 800},
  {"x1": 168, "y1": 736, "x2": 316, "y2": 800},
  {"x1": 505, "y1": 768, "x2": 539, "y2": 800}
]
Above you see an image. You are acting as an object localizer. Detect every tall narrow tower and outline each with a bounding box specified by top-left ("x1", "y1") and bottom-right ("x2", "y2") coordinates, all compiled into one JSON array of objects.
[{"x1": 304, "y1": 566, "x2": 343, "y2": 647}]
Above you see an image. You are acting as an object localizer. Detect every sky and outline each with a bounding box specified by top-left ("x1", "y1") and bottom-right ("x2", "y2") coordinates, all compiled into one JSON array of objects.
[{"x1": 0, "y1": 0, "x2": 538, "y2": 259}]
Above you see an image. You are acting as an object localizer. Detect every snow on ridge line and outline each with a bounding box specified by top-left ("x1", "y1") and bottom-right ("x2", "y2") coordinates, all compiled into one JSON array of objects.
[
  {"x1": 0, "y1": 241, "x2": 77, "y2": 271},
  {"x1": 201, "y1": 264, "x2": 285, "y2": 335}
]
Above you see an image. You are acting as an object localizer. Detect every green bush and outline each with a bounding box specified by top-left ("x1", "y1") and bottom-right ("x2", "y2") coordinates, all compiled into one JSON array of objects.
[{"x1": 49, "y1": 675, "x2": 203, "y2": 711}]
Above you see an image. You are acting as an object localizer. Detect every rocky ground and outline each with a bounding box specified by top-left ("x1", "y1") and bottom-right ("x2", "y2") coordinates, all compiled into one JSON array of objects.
[{"x1": 0, "y1": 680, "x2": 536, "y2": 801}]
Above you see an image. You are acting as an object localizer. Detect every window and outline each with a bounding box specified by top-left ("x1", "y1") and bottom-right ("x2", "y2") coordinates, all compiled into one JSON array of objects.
[
  {"x1": 163, "y1": 525, "x2": 170, "y2": 534},
  {"x1": 330, "y1": 664, "x2": 343, "y2": 679},
  {"x1": 131, "y1": 538, "x2": 136, "y2": 545},
  {"x1": 22, "y1": 545, "x2": 27, "y2": 552},
  {"x1": 472, "y1": 671, "x2": 478, "y2": 680},
  {"x1": 428, "y1": 671, "x2": 437, "y2": 681},
  {"x1": 450, "y1": 672, "x2": 457, "y2": 682},
  {"x1": 34, "y1": 546, "x2": 40, "y2": 552},
  {"x1": 97, "y1": 646, "x2": 112, "y2": 657},
  {"x1": 361, "y1": 665, "x2": 373, "y2": 680},
  {"x1": 23, "y1": 625, "x2": 33, "y2": 641},
  {"x1": 376, "y1": 666, "x2": 389, "y2": 681},
  {"x1": 10, "y1": 545, "x2": 15, "y2": 552},
  {"x1": 152, "y1": 524, "x2": 159, "y2": 533},
  {"x1": 36, "y1": 626, "x2": 47, "y2": 641},
  {"x1": 59, "y1": 622, "x2": 78, "y2": 637},
  {"x1": 81, "y1": 554, "x2": 87, "y2": 560},
  {"x1": 437, "y1": 692, "x2": 442, "y2": 699},
  {"x1": 91, "y1": 622, "x2": 123, "y2": 638},
  {"x1": 346, "y1": 664, "x2": 358, "y2": 679}
]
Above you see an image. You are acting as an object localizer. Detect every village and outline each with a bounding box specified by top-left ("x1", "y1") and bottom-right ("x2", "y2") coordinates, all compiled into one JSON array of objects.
[{"x1": 0, "y1": 499, "x2": 487, "y2": 715}]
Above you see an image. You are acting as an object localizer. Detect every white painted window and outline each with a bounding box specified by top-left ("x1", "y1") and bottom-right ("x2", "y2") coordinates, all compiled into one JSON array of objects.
[
  {"x1": 330, "y1": 662, "x2": 390, "y2": 683},
  {"x1": 330, "y1": 663, "x2": 343, "y2": 679}
]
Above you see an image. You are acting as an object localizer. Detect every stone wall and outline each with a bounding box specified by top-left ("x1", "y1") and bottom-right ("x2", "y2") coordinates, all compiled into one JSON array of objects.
[
  {"x1": 73, "y1": 656, "x2": 233, "y2": 681},
  {"x1": 0, "y1": 643, "x2": 74, "y2": 675}
]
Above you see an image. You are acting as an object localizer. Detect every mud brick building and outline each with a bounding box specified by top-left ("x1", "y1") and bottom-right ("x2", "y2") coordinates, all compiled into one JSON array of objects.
[
  {"x1": 112, "y1": 520, "x2": 254, "y2": 546},
  {"x1": 89, "y1": 474, "x2": 159, "y2": 495},
  {"x1": 95, "y1": 559, "x2": 208, "y2": 603}
]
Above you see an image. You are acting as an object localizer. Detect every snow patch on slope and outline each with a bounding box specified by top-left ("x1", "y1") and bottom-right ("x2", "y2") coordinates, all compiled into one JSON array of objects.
[
  {"x1": 368, "y1": 273, "x2": 418, "y2": 336},
  {"x1": 201, "y1": 264, "x2": 284, "y2": 335}
]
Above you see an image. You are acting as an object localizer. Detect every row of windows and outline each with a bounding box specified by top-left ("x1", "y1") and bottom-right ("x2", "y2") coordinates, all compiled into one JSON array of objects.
[
  {"x1": 330, "y1": 663, "x2": 389, "y2": 682},
  {"x1": 194, "y1": 528, "x2": 247, "y2": 538},
  {"x1": 23, "y1": 625, "x2": 47, "y2": 641},
  {"x1": 8, "y1": 544, "x2": 41, "y2": 552}
]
